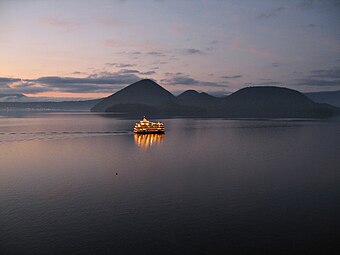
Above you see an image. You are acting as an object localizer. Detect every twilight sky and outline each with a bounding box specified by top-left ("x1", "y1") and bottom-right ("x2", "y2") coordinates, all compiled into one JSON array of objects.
[{"x1": 0, "y1": 0, "x2": 339, "y2": 99}]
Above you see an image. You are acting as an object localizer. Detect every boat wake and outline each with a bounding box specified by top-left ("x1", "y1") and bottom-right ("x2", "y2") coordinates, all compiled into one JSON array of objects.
[{"x1": 0, "y1": 131, "x2": 132, "y2": 143}]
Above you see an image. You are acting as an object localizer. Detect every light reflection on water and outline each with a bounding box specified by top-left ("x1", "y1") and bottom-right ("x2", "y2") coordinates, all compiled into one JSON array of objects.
[{"x1": 134, "y1": 133, "x2": 165, "y2": 149}]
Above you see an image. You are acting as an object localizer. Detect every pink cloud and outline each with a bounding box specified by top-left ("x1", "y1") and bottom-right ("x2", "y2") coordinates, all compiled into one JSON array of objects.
[{"x1": 40, "y1": 16, "x2": 77, "y2": 31}]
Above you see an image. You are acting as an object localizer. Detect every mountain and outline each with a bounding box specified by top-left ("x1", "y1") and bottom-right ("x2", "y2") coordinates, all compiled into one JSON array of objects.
[
  {"x1": 0, "y1": 94, "x2": 28, "y2": 102},
  {"x1": 305, "y1": 90, "x2": 340, "y2": 108},
  {"x1": 105, "y1": 101, "x2": 205, "y2": 116},
  {"x1": 0, "y1": 93, "x2": 101, "y2": 110},
  {"x1": 0, "y1": 99, "x2": 101, "y2": 111},
  {"x1": 177, "y1": 90, "x2": 219, "y2": 108},
  {"x1": 91, "y1": 80, "x2": 338, "y2": 118},
  {"x1": 218, "y1": 86, "x2": 336, "y2": 118},
  {"x1": 91, "y1": 79, "x2": 175, "y2": 112}
]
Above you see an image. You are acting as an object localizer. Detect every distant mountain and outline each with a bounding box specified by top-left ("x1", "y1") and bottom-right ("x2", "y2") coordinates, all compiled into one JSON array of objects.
[
  {"x1": 0, "y1": 94, "x2": 28, "y2": 102},
  {"x1": 305, "y1": 90, "x2": 340, "y2": 108},
  {"x1": 92, "y1": 79, "x2": 175, "y2": 112},
  {"x1": 91, "y1": 80, "x2": 338, "y2": 118},
  {"x1": 177, "y1": 90, "x2": 218, "y2": 108},
  {"x1": 217, "y1": 86, "x2": 336, "y2": 118},
  {"x1": 0, "y1": 99, "x2": 101, "y2": 111},
  {"x1": 0, "y1": 92, "x2": 101, "y2": 111}
]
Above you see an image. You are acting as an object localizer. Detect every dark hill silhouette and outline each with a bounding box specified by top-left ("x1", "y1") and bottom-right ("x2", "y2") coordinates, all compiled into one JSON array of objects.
[
  {"x1": 105, "y1": 101, "x2": 205, "y2": 116},
  {"x1": 305, "y1": 90, "x2": 340, "y2": 107},
  {"x1": 177, "y1": 90, "x2": 218, "y2": 108},
  {"x1": 91, "y1": 80, "x2": 338, "y2": 118},
  {"x1": 91, "y1": 79, "x2": 175, "y2": 112},
  {"x1": 218, "y1": 86, "x2": 336, "y2": 118}
]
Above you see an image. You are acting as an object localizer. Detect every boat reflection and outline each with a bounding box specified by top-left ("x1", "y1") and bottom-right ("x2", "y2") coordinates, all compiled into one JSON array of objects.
[{"x1": 134, "y1": 133, "x2": 165, "y2": 149}]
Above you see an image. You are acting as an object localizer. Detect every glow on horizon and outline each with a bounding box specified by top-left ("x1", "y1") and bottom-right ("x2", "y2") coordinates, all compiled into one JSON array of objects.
[{"x1": 25, "y1": 92, "x2": 110, "y2": 99}]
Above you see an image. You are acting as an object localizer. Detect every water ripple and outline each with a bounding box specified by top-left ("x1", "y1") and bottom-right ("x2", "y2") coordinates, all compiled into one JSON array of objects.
[{"x1": 0, "y1": 131, "x2": 132, "y2": 143}]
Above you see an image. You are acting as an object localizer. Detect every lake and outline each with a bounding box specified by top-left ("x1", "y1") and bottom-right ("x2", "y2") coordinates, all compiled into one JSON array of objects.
[{"x1": 0, "y1": 112, "x2": 339, "y2": 254}]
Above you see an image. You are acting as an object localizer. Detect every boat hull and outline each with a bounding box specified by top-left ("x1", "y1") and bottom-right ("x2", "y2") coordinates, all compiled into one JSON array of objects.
[{"x1": 134, "y1": 130, "x2": 165, "y2": 134}]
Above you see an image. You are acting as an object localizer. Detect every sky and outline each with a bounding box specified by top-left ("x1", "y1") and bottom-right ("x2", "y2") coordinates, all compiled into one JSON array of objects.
[{"x1": 0, "y1": 0, "x2": 339, "y2": 99}]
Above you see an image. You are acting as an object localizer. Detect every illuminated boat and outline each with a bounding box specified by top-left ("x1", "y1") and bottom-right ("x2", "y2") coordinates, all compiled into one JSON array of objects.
[{"x1": 133, "y1": 116, "x2": 165, "y2": 134}]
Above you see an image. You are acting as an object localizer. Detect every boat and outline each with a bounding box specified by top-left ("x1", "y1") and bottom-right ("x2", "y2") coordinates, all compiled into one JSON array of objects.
[{"x1": 133, "y1": 116, "x2": 165, "y2": 134}]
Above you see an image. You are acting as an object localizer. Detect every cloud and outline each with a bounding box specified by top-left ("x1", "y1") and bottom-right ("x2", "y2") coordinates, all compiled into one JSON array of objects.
[
  {"x1": 256, "y1": 7, "x2": 285, "y2": 19},
  {"x1": 117, "y1": 51, "x2": 141, "y2": 55},
  {"x1": 161, "y1": 74, "x2": 228, "y2": 88},
  {"x1": 40, "y1": 17, "x2": 77, "y2": 31},
  {"x1": 310, "y1": 68, "x2": 340, "y2": 79},
  {"x1": 259, "y1": 81, "x2": 283, "y2": 85},
  {"x1": 70, "y1": 71, "x2": 89, "y2": 75},
  {"x1": 105, "y1": 63, "x2": 136, "y2": 68},
  {"x1": 162, "y1": 76, "x2": 198, "y2": 85},
  {"x1": 293, "y1": 68, "x2": 340, "y2": 87},
  {"x1": 294, "y1": 68, "x2": 340, "y2": 86},
  {"x1": 34, "y1": 75, "x2": 136, "y2": 85},
  {"x1": 207, "y1": 41, "x2": 218, "y2": 52},
  {"x1": 297, "y1": 0, "x2": 317, "y2": 9},
  {"x1": 147, "y1": 51, "x2": 166, "y2": 57},
  {"x1": 115, "y1": 69, "x2": 156, "y2": 75},
  {"x1": 140, "y1": 71, "x2": 156, "y2": 75},
  {"x1": 151, "y1": 60, "x2": 168, "y2": 65},
  {"x1": 0, "y1": 66, "x2": 159, "y2": 95},
  {"x1": 297, "y1": 0, "x2": 340, "y2": 10},
  {"x1": 305, "y1": 23, "x2": 318, "y2": 28},
  {"x1": 0, "y1": 77, "x2": 21, "y2": 83},
  {"x1": 185, "y1": 48, "x2": 204, "y2": 54},
  {"x1": 0, "y1": 72, "x2": 142, "y2": 94},
  {"x1": 221, "y1": 75, "x2": 242, "y2": 79},
  {"x1": 117, "y1": 69, "x2": 140, "y2": 74},
  {"x1": 294, "y1": 79, "x2": 339, "y2": 86},
  {"x1": 0, "y1": 78, "x2": 50, "y2": 94},
  {"x1": 164, "y1": 72, "x2": 184, "y2": 76},
  {"x1": 168, "y1": 48, "x2": 205, "y2": 56},
  {"x1": 209, "y1": 40, "x2": 219, "y2": 45},
  {"x1": 245, "y1": 81, "x2": 283, "y2": 86},
  {"x1": 34, "y1": 73, "x2": 140, "y2": 93}
]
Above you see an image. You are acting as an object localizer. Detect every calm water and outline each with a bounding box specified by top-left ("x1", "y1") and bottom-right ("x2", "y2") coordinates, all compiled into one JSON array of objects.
[{"x1": 0, "y1": 112, "x2": 339, "y2": 255}]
